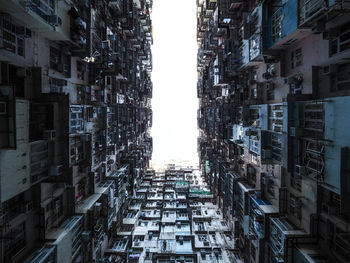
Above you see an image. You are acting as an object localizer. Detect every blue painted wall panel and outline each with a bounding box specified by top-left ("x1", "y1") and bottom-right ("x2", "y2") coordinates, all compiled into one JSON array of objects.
[
  {"x1": 282, "y1": 0, "x2": 298, "y2": 38},
  {"x1": 324, "y1": 96, "x2": 350, "y2": 193}
]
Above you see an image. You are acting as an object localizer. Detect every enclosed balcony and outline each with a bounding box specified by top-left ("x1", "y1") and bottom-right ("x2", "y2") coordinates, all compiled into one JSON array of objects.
[
  {"x1": 1, "y1": 0, "x2": 72, "y2": 40},
  {"x1": 265, "y1": 0, "x2": 311, "y2": 50},
  {"x1": 298, "y1": 0, "x2": 328, "y2": 27},
  {"x1": 269, "y1": 217, "x2": 306, "y2": 263},
  {"x1": 0, "y1": 85, "x2": 16, "y2": 149}
]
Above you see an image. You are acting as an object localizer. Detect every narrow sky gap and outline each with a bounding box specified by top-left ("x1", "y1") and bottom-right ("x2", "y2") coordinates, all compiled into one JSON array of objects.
[{"x1": 151, "y1": 0, "x2": 199, "y2": 168}]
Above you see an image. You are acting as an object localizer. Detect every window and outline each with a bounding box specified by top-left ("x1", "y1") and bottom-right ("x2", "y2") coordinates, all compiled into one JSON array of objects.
[
  {"x1": 266, "y1": 83, "x2": 275, "y2": 101},
  {"x1": 198, "y1": 235, "x2": 208, "y2": 241},
  {"x1": 114, "y1": 240, "x2": 127, "y2": 250},
  {"x1": 329, "y1": 22, "x2": 350, "y2": 56},
  {"x1": 291, "y1": 48, "x2": 302, "y2": 69},
  {"x1": 289, "y1": 193, "x2": 302, "y2": 220},
  {"x1": 4, "y1": 223, "x2": 26, "y2": 259},
  {"x1": 201, "y1": 253, "x2": 213, "y2": 260},
  {"x1": 77, "y1": 61, "x2": 85, "y2": 80},
  {"x1": 50, "y1": 46, "x2": 71, "y2": 76},
  {"x1": 291, "y1": 171, "x2": 302, "y2": 192},
  {"x1": 271, "y1": 8, "x2": 283, "y2": 43},
  {"x1": 50, "y1": 46, "x2": 61, "y2": 69},
  {"x1": 1, "y1": 18, "x2": 25, "y2": 56},
  {"x1": 251, "y1": 244, "x2": 256, "y2": 260},
  {"x1": 330, "y1": 63, "x2": 350, "y2": 91},
  {"x1": 70, "y1": 106, "x2": 84, "y2": 133},
  {"x1": 267, "y1": 179, "x2": 275, "y2": 197},
  {"x1": 138, "y1": 221, "x2": 148, "y2": 226}
]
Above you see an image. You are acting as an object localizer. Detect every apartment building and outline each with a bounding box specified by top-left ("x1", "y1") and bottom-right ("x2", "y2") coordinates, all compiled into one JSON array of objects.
[
  {"x1": 105, "y1": 168, "x2": 241, "y2": 263},
  {"x1": 0, "y1": 0, "x2": 153, "y2": 262},
  {"x1": 197, "y1": 0, "x2": 350, "y2": 262}
]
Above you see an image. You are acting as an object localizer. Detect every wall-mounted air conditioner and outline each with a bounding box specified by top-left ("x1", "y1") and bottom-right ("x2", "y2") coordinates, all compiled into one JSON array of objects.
[
  {"x1": 101, "y1": 40, "x2": 111, "y2": 49},
  {"x1": 24, "y1": 202, "x2": 33, "y2": 214},
  {"x1": 94, "y1": 202, "x2": 102, "y2": 214},
  {"x1": 47, "y1": 15, "x2": 62, "y2": 26},
  {"x1": 261, "y1": 149, "x2": 272, "y2": 159},
  {"x1": 50, "y1": 85, "x2": 62, "y2": 93},
  {"x1": 49, "y1": 165, "x2": 63, "y2": 176},
  {"x1": 289, "y1": 127, "x2": 303, "y2": 137},
  {"x1": 322, "y1": 203, "x2": 338, "y2": 215},
  {"x1": 290, "y1": 197, "x2": 296, "y2": 207},
  {"x1": 0, "y1": 101, "x2": 7, "y2": 115},
  {"x1": 43, "y1": 130, "x2": 56, "y2": 140},
  {"x1": 295, "y1": 165, "x2": 305, "y2": 175},
  {"x1": 81, "y1": 134, "x2": 90, "y2": 142},
  {"x1": 82, "y1": 231, "x2": 91, "y2": 242},
  {"x1": 323, "y1": 64, "x2": 338, "y2": 75},
  {"x1": 58, "y1": 79, "x2": 68, "y2": 86}
]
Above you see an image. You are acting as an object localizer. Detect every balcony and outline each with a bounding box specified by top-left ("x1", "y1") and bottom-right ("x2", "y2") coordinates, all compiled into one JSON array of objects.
[
  {"x1": 269, "y1": 217, "x2": 306, "y2": 262},
  {"x1": 249, "y1": 196, "x2": 278, "y2": 239},
  {"x1": 175, "y1": 238, "x2": 193, "y2": 254},
  {"x1": 160, "y1": 239, "x2": 175, "y2": 253},
  {"x1": 2, "y1": 0, "x2": 71, "y2": 40},
  {"x1": 265, "y1": 0, "x2": 311, "y2": 50},
  {"x1": 0, "y1": 85, "x2": 16, "y2": 149},
  {"x1": 162, "y1": 211, "x2": 176, "y2": 223},
  {"x1": 298, "y1": 0, "x2": 328, "y2": 27},
  {"x1": 112, "y1": 237, "x2": 129, "y2": 252},
  {"x1": 24, "y1": 245, "x2": 56, "y2": 263}
]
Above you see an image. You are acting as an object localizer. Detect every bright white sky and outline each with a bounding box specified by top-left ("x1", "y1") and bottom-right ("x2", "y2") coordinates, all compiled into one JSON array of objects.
[{"x1": 150, "y1": 0, "x2": 199, "y2": 169}]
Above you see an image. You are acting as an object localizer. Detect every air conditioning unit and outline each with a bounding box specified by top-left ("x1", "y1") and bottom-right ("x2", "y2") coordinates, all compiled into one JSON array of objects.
[
  {"x1": 261, "y1": 149, "x2": 272, "y2": 159},
  {"x1": 290, "y1": 127, "x2": 303, "y2": 137},
  {"x1": 81, "y1": 134, "x2": 90, "y2": 142},
  {"x1": 295, "y1": 165, "x2": 305, "y2": 175},
  {"x1": 204, "y1": 241, "x2": 210, "y2": 246},
  {"x1": 47, "y1": 15, "x2": 62, "y2": 26},
  {"x1": 245, "y1": 129, "x2": 253, "y2": 136},
  {"x1": 0, "y1": 101, "x2": 7, "y2": 115},
  {"x1": 247, "y1": 79, "x2": 256, "y2": 86},
  {"x1": 34, "y1": 0, "x2": 53, "y2": 14},
  {"x1": 57, "y1": 64, "x2": 64, "y2": 72},
  {"x1": 101, "y1": 40, "x2": 111, "y2": 49},
  {"x1": 94, "y1": 202, "x2": 102, "y2": 214},
  {"x1": 266, "y1": 83, "x2": 274, "y2": 90},
  {"x1": 99, "y1": 20, "x2": 105, "y2": 28},
  {"x1": 55, "y1": 199, "x2": 61, "y2": 210},
  {"x1": 322, "y1": 203, "x2": 338, "y2": 215},
  {"x1": 49, "y1": 165, "x2": 63, "y2": 176},
  {"x1": 58, "y1": 79, "x2": 68, "y2": 86},
  {"x1": 50, "y1": 85, "x2": 62, "y2": 93},
  {"x1": 290, "y1": 197, "x2": 296, "y2": 207},
  {"x1": 63, "y1": 64, "x2": 69, "y2": 73},
  {"x1": 16, "y1": 68, "x2": 27, "y2": 77},
  {"x1": 312, "y1": 20, "x2": 325, "y2": 34},
  {"x1": 323, "y1": 64, "x2": 338, "y2": 75},
  {"x1": 43, "y1": 130, "x2": 56, "y2": 140},
  {"x1": 82, "y1": 231, "x2": 91, "y2": 242},
  {"x1": 24, "y1": 202, "x2": 33, "y2": 214}
]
